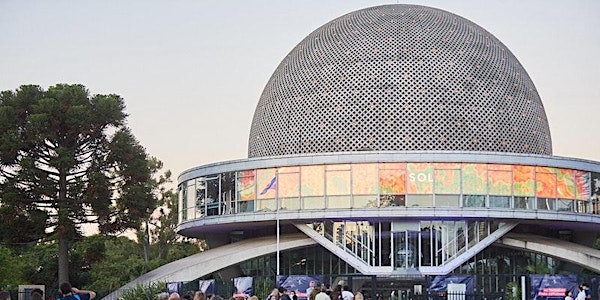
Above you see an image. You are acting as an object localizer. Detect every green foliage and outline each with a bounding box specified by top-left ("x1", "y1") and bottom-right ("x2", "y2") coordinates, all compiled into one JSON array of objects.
[
  {"x1": 0, "y1": 84, "x2": 154, "y2": 282},
  {"x1": 0, "y1": 245, "x2": 23, "y2": 289},
  {"x1": 117, "y1": 282, "x2": 166, "y2": 300}
]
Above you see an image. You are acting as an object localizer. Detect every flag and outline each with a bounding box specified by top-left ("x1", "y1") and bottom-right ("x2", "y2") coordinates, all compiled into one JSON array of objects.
[{"x1": 260, "y1": 175, "x2": 277, "y2": 195}]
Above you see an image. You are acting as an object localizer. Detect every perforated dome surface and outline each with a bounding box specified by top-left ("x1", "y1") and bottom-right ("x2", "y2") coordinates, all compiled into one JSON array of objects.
[{"x1": 248, "y1": 4, "x2": 552, "y2": 158}]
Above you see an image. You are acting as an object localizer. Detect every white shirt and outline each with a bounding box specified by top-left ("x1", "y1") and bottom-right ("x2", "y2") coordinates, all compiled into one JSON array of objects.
[
  {"x1": 575, "y1": 291, "x2": 586, "y2": 300},
  {"x1": 342, "y1": 291, "x2": 354, "y2": 300},
  {"x1": 315, "y1": 292, "x2": 330, "y2": 300}
]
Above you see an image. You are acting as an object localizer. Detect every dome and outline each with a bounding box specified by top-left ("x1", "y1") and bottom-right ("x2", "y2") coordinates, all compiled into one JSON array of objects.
[{"x1": 248, "y1": 4, "x2": 552, "y2": 158}]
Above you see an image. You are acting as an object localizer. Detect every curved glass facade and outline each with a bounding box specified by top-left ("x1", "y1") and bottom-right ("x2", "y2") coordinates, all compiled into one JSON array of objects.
[{"x1": 178, "y1": 162, "x2": 600, "y2": 222}]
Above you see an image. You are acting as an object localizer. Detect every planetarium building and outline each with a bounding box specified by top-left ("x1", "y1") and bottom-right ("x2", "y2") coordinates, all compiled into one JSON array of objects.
[{"x1": 110, "y1": 4, "x2": 600, "y2": 299}]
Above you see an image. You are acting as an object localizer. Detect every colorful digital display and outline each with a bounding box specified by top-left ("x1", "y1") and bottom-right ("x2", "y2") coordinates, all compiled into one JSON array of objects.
[
  {"x1": 434, "y1": 169, "x2": 460, "y2": 194},
  {"x1": 406, "y1": 163, "x2": 433, "y2": 194},
  {"x1": 556, "y1": 168, "x2": 575, "y2": 199},
  {"x1": 257, "y1": 168, "x2": 276, "y2": 199},
  {"x1": 278, "y1": 172, "x2": 299, "y2": 198},
  {"x1": 488, "y1": 170, "x2": 512, "y2": 196},
  {"x1": 575, "y1": 171, "x2": 590, "y2": 200},
  {"x1": 379, "y1": 163, "x2": 406, "y2": 194},
  {"x1": 513, "y1": 165, "x2": 535, "y2": 196},
  {"x1": 326, "y1": 169, "x2": 351, "y2": 195},
  {"x1": 352, "y1": 164, "x2": 378, "y2": 194},
  {"x1": 237, "y1": 170, "x2": 255, "y2": 201},
  {"x1": 300, "y1": 165, "x2": 324, "y2": 196},
  {"x1": 462, "y1": 164, "x2": 487, "y2": 194},
  {"x1": 536, "y1": 167, "x2": 557, "y2": 198}
]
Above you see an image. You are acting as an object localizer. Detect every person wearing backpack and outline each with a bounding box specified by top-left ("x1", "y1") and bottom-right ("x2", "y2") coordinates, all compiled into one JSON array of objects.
[{"x1": 57, "y1": 282, "x2": 96, "y2": 300}]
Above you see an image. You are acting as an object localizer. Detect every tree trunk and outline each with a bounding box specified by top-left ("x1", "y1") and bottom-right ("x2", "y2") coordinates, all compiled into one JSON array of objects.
[{"x1": 58, "y1": 236, "x2": 70, "y2": 284}]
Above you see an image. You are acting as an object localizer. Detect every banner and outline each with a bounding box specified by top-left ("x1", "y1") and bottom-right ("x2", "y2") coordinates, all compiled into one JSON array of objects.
[
  {"x1": 530, "y1": 274, "x2": 578, "y2": 300},
  {"x1": 234, "y1": 276, "x2": 253, "y2": 299},
  {"x1": 428, "y1": 275, "x2": 475, "y2": 293},
  {"x1": 199, "y1": 279, "x2": 215, "y2": 295},
  {"x1": 277, "y1": 275, "x2": 324, "y2": 299},
  {"x1": 167, "y1": 282, "x2": 183, "y2": 294}
]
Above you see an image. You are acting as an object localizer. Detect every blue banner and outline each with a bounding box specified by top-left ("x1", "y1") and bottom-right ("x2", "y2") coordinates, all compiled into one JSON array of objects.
[
  {"x1": 277, "y1": 275, "x2": 324, "y2": 299},
  {"x1": 167, "y1": 282, "x2": 183, "y2": 294},
  {"x1": 199, "y1": 279, "x2": 215, "y2": 295},
  {"x1": 428, "y1": 275, "x2": 475, "y2": 293},
  {"x1": 234, "y1": 276, "x2": 253, "y2": 298},
  {"x1": 530, "y1": 274, "x2": 578, "y2": 300}
]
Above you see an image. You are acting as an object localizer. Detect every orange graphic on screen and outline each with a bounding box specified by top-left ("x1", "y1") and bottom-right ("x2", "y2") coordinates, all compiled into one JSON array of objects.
[
  {"x1": 536, "y1": 167, "x2": 557, "y2": 198},
  {"x1": 379, "y1": 169, "x2": 406, "y2": 194},
  {"x1": 462, "y1": 163, "x2": 487, "y2": 194},
  {"x1": 434, "y1": 169, "x2": 460, "y2": 194},
  {"x1": 352, "y1": 164, "x2": 378, "y2": 194},
  {"x1": 513, "y1": 165, "x2": 535, "y2": 196},
  {"x1": 556, "y1": 168, "x2": 575, "y2": 199},
  {"x1": 300, "y1": 165, "x2": 325, "y2": 196},
  {"x1": 575, "y1": 170, "x2": 590, "y2": 200},
  {"x1": 238, "y1": 170, "x2": 256, "y2": 201},
  {"x1": 488, "y1": 170, "x2": 512, "y2": 195}
]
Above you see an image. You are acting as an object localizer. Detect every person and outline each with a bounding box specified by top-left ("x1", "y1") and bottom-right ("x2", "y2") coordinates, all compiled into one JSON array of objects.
[
  {"x1": 307, "y1": 281, "x2": 316, "y2": 296},
  {"x1": 194, "y1": 291, "x2": 206, "y2": 300},
  {"x1": 279, "y1": 287, "x2": 291, "y2": 300},
  {"x1": 267, "y1": 289, "x2": 280, "y2": 300},
  {"x1": 249, "y1": 296, "x2": 259, "y2": 300},
  {"x1": 158, "y1": 292, "x2": 170, "y2": 300},
  {"x1": 575, "y1": 285, "x2": 586, "y2": 300},
  {"x1": 353, "y1": 291, "x2": 363, "y2": 300},
  {"x1": 58, "y1": 282, "x2": 96, "y2": 300},
  {"x1": 309, "y1": 287, "x2": 321, "y2": 300},
  {"x1": 315, "y1": 287, "x2": 330, "y2": 300},
  {"x1": 169, "y1": 293, "x2": 182, "y2": 300},
  {"x1": 582, "y1": 283, "x2": 591, "y2": 300},
  {"x1": 565, "y1": 291, "x2": 574, "y2": 300},
  {"x1": 31, "y1": 288, "x2": 43, "y2": 300},
  {"x1": 0, "y1": 291, "x2": 10, "y2": 300},
  {"x1": 290, "y1": 291, "x2": 298, "y2": 300},
  {"x1": 341, "y1": 286, "x2": 353, "y2": 300}
]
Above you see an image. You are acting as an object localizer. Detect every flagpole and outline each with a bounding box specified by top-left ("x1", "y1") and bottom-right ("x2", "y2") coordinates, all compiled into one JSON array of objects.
[{"x1": 276, "y1": 171, "x2": 280, "y2": 277}]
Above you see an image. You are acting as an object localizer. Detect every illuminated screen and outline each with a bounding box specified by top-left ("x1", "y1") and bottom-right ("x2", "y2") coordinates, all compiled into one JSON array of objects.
[
  {"x1": 406, "y1": 163, "x2": 433, "y2": 194},
  {"x1": 300, "y1": 165, "x2": 324, "y2": 196},
  {"x1": 379, "y1": 163, "x2": 406, "y2": 194},
  {"x1": 488, "y1": 169, "x2": 512, "y2": 196},
  {"x1": 257, "y1": 168, "x2": 277, "y2": 199},
  {"x1": 352, "y1": 163, "x2": 378, "y2": 194},
  {"x1": 556, "y1": 168, "x2": 576, "y2": 199},
  {"x1": 327, "y1": 166, "x2": 351, "y2": 195},
  {"x1": 462, "y1": 164, "x2": 487, "y2": 194},
  {"x1": 278, "y1": 172, "x2": 299, "y2": 198},
  {"x1": 513, "y1": 165, "x2": 535, "y2": 196},
  {"x1": 434, "y1": 168, "x2": 460, "y2": 194},
  {"x1": 536, "y1": 167, "x2": 557, "y2": 198},
  {"x1": 238, "y1": 170, "x2": 255, "y2": 201},
  {"x1": 575, "y1": 171, "x2": 590, "y2": 200}
]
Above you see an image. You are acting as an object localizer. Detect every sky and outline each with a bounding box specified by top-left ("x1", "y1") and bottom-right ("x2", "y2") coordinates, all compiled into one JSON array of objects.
[{"x1": 1, "y1": 0, "x2": 599, "y2": 187}]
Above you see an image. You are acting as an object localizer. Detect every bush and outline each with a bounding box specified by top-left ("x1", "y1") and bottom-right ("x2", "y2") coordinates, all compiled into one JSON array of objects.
[{"x1": 118, "y1": 282, "x2": 165, "y2": 300}]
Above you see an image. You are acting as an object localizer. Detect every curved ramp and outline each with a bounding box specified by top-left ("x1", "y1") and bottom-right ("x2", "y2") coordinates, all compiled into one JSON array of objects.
[
  {"x1": 103, "y1": 234, "x2": 316, "y2": 300},
  {"x1": 498, "y1": 233, "x2": 600, "y2": 273}
]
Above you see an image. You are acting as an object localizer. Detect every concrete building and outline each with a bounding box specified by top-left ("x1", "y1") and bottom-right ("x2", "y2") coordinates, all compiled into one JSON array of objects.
[{"x1": 107, "y1": 4, "x2": 600, "y2": 299}]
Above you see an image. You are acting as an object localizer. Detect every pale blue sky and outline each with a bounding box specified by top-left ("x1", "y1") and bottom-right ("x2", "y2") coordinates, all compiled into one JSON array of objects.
[{"x1": 1, "y1": 1, "x2": 599, "y2": 183}]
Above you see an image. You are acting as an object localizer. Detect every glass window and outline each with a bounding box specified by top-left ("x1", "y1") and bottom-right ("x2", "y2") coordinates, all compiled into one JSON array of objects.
[
  {"x1": 280, "y1": 197, "x2": 300, "y2": 210},
  {"x1": 556, "y1": 199, "x2": 574, "y2": 212},
  {"x1": 256, "y1": 199, "x2": 276, "y2": 211},
  {"x1": 488, "y1": 170, "x2": 512, "y2": 196},
  {"x1": 435, "y1": 195, "x2": 460, "y2": 207},
  {"x1": 327, "y1": 195, "x2": 351, "y2": 209},
  {"x1": 278, "y1": 172, "x2": 299, "y2": 198},
  {"x1": 221, "y1": 172, "x2": 235, "y2": 214},
  {"x1": 514, "y1": 196, "x2": 530, "y2": 209},
  {"x1": 575, "y1": 171, "x2": 591, "y2": 200},
  {"x1": 536, "y1": 167, "x2": 557, "y2": 198},
  {"x1": 326, "y1": 167, "x2": 351, "y2": 196},
  {"x1": 303, "y1": 196, "x2": 325, "y2": 210},
  {"x1": 462, "y1": 164, "x2": 487, "y2": 194},
  {"x1": 301, "y1": 165, "x2": 324, "y2": 196},
  {"x1": 556, "y1": 169, "x2": 576, "y2": 199},
  {"x1": 406, "y1": 163, "x2": 433, "y2": 194},
  {"x1": 380, "y1": 195, "x2": 405, "y2": 207},
  {"x1": 513, "y1": 165, "x2": 535, "y2": 197},
  {"x1": 257, "y1": 168, "x2": 277, "y2": 199},
  {"x1": 237, "y1": 170, "x2": 256, "y2": 201},
  {"x1": 489, "y1": 196, "x2": 510, "y2": 208},
  {"x1": 434, "y1": 168, "x2": 460, "y2": 194},
  {"x1": 205, "y1": 176, "x2": 220, "y2": 216},
  {"x1": 463, "y1": 195, "x2": 485, "y2": 208},
  {"x1": 353, "y1": 195, "x2": 378, "y2": 208},
  {"x1": 536, "y1": 197, "x2": 555, "y2": 210},
  {"x1": 406, "y1": 195, "x2": 433, "y2": 207},
  {"x1": 190, "y1": 179, "x2": 201, "y2": 219},
  {"x1": 352, "y1": 163, "x2": 378, "y2": 194}
]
